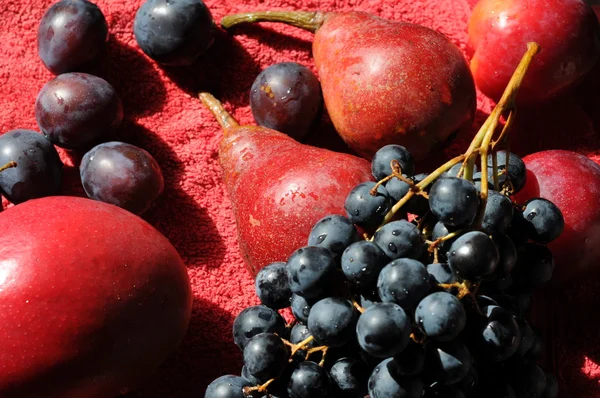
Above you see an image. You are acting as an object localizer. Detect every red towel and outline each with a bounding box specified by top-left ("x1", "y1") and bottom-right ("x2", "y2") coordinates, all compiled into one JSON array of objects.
[{"x1": 0, "y1": 0, "x2": 599, "y2": 397}]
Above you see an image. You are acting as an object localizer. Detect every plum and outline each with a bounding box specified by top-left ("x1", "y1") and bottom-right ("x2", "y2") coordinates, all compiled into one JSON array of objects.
[
  {"x1": 0, "y1": 196, "x2": 192, "y2": 397},
  {"x1": 515, "y1": 150, "x2": 600, "y2": 284}
]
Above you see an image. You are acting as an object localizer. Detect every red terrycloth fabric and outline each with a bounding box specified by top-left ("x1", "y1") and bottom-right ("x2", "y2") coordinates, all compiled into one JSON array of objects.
[{"x1": 0, "y1": 0, "x2": 599, "y2": 397}]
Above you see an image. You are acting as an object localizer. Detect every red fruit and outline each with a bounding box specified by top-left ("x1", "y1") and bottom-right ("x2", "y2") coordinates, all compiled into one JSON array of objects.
[
  {"x1": 200, "y1": 93, "x2": 373, "y2": 276},
  {"x1": 468, "y1": 0, "x2": 600, "y2": 104},
  {"x1": 515, "y1": 150, "x2": 600, "y2": 284},
  {"x1": 222, "y1": 11, "x2": 477, "y2": 160},
  {"x1": 0, "y1": 196, "x2": 192, "y2": 398}
]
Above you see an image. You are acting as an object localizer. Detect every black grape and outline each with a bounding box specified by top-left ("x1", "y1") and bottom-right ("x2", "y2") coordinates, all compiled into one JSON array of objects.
[
  {"x1": 377, "y1": 258, "x2": 431, "y2": 311},
  {"x1": 344, "y1": 181, "x2": 393, "y2": 232},
  {"x1": 371, "y1": 144, "x2": 415, "y2": 179},
  {"x1": 475, "y1": 381, "x2": 516, "y2": 398},
  {"x1": 511, "y1": 243, "x2": 554, "y2": 292},
  {"x1": 481, "y1": 190, "x2": 514, "y2": 234},
  {"x1": 428, "y1": 177, "x2": 479, "y2": 227},
  {"x1": 392, "y1": 340, "x2": 426, "y2": 376},
  {"x1": 329, "y1": 357, "x2": 369, "y2": 398},
  {"x1": 524, "y1": 332, "x2": 545, "y2": 362},
  {"x1": 356, "y1": 302, "x2": 411, "y2": 358},
  {"x1": 204, "y1": 374, "x2": 251, "y2": 398},
  {"x1": 507, "y1": 362, "x2": 547, "y2": 397},
  {"x1": 431, "y1": 222, "x2": 459, "y2": 261},
  {"x1": 134, "y1": 0, "x2": 215, "y2": 66},
  {"x1": 80, "y1": 142, "x2": 164, "y2": 215},
  {"x1": 290, "y1": 294, "x2": 315, "y2": 325},
  {"x1": 415, "y1": 292, "x2": 466, "y2": 341},
  {"x1": 35, "y1": 72, "x2": 123, "y2": 150},
  {"x1": 289, "y1": 323, "x2": 316, "y2": 361},
  {"x1": 286, "y1": 246, "x2": 336, "y2": 300},
  {"x1": 307, "y1": 297, "x2": 357, "y2": 347},
  {"x1": 542, "y1": 372, "x2": 558, "y2": 398},
  {"x1": 515, "y1": 318, "x2": 535, "y2": 357},
  {"x1": 254, "y1": 262, "x2": 291, "y2": 309},
  {"x1": 492, "y1": 233, "x2": 518, "y2": 278},
  {"x1": 243, "y1": 333, "x2": 289, "y2": 381},
  {"x1": 423, "y1": 386, "x2": 466, "y2": 397},
  {"x1": 373, "y1": 219, "x2": 424, "y2": 260},
  {"x1": 426, "y1": 341, "x2": 471, "y2": 385},
  {"x1": 232, "y1": 305, "x2": 285, "y2": 350},
  {"x1": 250, "y1": 62, "x2": 323, "y2": 140},
  {"x1": 287, "y1": 361, "x2": 332, "y2": 398},
  {"x1": 478, "y1": 306, "x2": 521, "y2": 361},
  {"x1": 0, "y1": 129, "x2": 63, "y2": 204},
  {"x1": 447, "y1": 231, "x2": 500, "y2": 281},
  {"x1": 487, "y1": 150, "x2": 527, "y2": 193},
  {"x1": 341, "y1": 240, "x2": 390, "y2": 289},
  {"x1": 367, "y1": 358, "x2": 424, "y2": 398},
  {"x1": 308, "y1": 214, "x2": 360, "y2": 259},
  {"x1": 240, "y1": 365, "x2": 260, "y2": 385},
  {"x1": 385, "y1": 176, "x2": 410, "y2": 202},
  {"x1": 37, "y1": 0, "x2": 108, "y2": 74},
  {"x1": 426, "y1": 262, "x2": 458, "y2": 286},
  {"x1": 522, "y1": 198, "x2": 565, "y2": 244}
]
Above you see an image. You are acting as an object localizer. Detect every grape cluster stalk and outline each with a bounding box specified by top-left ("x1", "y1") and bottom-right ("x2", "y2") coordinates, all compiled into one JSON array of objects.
[{"x1": 205, "y1": 42, "x2": 561, "y2": 398}]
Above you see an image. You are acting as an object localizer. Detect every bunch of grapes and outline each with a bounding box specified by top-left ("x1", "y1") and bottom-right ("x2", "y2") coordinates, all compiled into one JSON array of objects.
[{"x1": 205, "y1": 43, "x2": 560, "y2": 398}]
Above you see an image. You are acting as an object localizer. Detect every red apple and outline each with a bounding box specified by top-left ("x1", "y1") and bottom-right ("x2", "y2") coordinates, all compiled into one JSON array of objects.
[
  {"x1": 0, "y1": 196, "x2": 192, "y2": 398},
  {"x1": 515, "y1": 150, "x2": 600, "y2": 284},
  {"x1": 468, "y1": 0, "x2": 600, "y2": 105}
]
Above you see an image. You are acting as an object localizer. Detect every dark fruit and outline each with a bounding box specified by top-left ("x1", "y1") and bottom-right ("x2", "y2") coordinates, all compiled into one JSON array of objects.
[
  {"x1": 133, "y1": 0, "x2": 215, "y2": 66},
  {"x1": 250, "y1": 62, "x2": 323, "y2": 140},
  {"x1": 80, "y1": 141, "x2": 164, "y2": 215},
  {"x1": 0, "y1": 129, "x2": 63, "y2": 204},
  {"x1": 37, "y1": 0, "x2": 109, "y2": 74},
  {"x1": 35, "y1": 72, "x2": 123, "y2": 150}
]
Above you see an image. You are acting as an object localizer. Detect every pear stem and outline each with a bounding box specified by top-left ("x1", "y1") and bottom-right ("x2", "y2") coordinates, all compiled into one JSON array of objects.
[
  {"x1": 221, "y1": 11, "x2": 326, "y2": 33},
  {"x1": 198, "y1": 92, "x2": 239, "y2": 133}
]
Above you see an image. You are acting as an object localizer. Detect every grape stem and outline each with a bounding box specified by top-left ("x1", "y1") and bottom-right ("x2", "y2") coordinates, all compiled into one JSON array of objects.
[
  {"x1": 243, "y1": 377, "x2": 275, "y2": 394},
  {"x1": 289, "y1": 335, "x2": 314, "y2": 358},
  {"x1": 0, "y1": 161, "x2": 17, "y2": 173},
  {"x1": 425, "y1": 230, "x2": 462, "y2": 253},
  {"x1": 369, "y1": 160, "x2": 413, "y2": 196},
  {"x1": 438, "y1": 281, "x2": 473, "y2": 299},
  {"x1": 352, "y1": 300, "x2": 366, "y2": 313}
]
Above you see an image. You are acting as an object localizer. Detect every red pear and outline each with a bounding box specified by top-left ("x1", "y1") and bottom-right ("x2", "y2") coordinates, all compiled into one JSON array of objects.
[
  {"x1": 199, "y1": 93, "x2": 373, "y2": 275},
  {"x1": 0, "y1": 196, "x2": 192, "y2": 398},
  {"x1": 221, "y1": 11, "x2": 476, "y2": 160}
]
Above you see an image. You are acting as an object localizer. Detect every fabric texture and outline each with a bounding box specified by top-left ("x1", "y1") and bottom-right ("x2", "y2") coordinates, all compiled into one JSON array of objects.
[{"x1": 0, "y1": 0, "x2": 599, "y2": 397}]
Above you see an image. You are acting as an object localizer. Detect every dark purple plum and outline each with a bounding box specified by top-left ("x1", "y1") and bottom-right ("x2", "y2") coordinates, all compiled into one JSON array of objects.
[
  {"x1": 133, "y1": 0, "x2": 215, "y2": 66},
  {"x1": 0, "y1": 129, "x2": 63, "y2": 204},
  {"x1": 35, "y1": 72, "x2": 123, "y2": 150},
  {"x1": 250, "y1": 62, "x2": 323, "y2": 140},
  {"x1": 80, "y1": 142, "x2": 164, "y2": 214},
  {"x1": 37, "y1": 0, "x2": 108, "y2": 74}
]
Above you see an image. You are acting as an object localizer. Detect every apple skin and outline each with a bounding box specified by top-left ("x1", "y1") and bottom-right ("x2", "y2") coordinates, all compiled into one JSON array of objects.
[
  {"x1": 515, "y1": 150, "x2": 600, "y2": 284},
  {"x1": 0, "y1": 196, "x2": 192, "y2": 398},
  {"x1": 468, "y1": 0, "x2": 600, "y2": 105}
]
